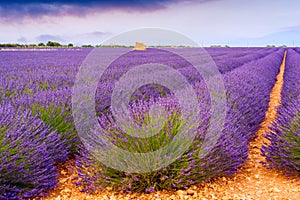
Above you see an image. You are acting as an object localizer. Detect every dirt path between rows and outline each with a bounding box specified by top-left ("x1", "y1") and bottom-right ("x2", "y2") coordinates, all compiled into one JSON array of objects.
[{"x1": 42, "y1": 50, "x2": 300, "y2": 200}]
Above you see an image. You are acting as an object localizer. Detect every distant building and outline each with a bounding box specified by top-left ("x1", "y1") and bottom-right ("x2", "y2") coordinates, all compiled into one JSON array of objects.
[{"x1": 133, "y1": 42, "x2": 147, "y2": 50}]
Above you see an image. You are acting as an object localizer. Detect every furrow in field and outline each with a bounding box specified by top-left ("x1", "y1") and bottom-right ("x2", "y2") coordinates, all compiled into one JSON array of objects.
[{"x1": 249, "y1": 50, "x2": 286, "y2": 163}]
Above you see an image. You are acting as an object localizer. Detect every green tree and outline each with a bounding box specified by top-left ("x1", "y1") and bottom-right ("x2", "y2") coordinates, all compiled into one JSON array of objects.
[
  {"x1": 47, "y1": 41, "x2": 61, "y2": 47},
  {"x1": 81, "y1": 44, "x2": 93, "y2": 48}
]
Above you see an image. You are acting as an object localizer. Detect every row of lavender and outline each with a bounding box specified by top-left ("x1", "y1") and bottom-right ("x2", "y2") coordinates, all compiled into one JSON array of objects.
[
  {"x1": 75, "y1": 48, "x2": 284, "y2": 193},
  {"x1": 262, "y1": 48, "x2": 300, "y2": 175},
  {"x1": 0, "y1": 47, "x2": 283, "y2": 199},
  {"x1": 0, "y1": 49, "x2": 91, "y2": 200}
]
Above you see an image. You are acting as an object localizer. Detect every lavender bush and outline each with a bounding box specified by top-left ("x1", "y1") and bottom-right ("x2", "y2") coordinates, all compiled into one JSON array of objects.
[
  {"x1": 0, "y1": 102, "x2": 69, "y2": 199},
  {"x1": 0, "y1": 49, "x2": 88, "y2": 199}
]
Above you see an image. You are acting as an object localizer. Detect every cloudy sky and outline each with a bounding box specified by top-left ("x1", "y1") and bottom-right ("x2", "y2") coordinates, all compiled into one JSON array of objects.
[{"x1": 1, "y1": 0, "x2": 300, "y2": 46}]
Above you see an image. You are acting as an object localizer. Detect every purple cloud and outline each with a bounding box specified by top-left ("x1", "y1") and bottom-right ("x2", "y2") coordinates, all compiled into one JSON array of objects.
[
  {"x1": 0, "y1": 0, "x2": 216, "y2": 20},
  {"x1": 35, "y1": 34, "x2": 65, "y2": 43},
  {"x1": 17, "y1": 37, "x2": 28, "y2": 43}
]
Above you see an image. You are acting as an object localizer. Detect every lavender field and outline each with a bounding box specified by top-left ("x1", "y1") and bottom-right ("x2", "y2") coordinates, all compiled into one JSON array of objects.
[{"x1": 0, "y1": 47, "x2": 299, "y2": 199}]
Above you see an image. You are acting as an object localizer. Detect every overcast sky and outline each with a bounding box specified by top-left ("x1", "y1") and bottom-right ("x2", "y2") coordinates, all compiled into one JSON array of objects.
[{"x1": 1, "y1": 0, "x2": 300, "y2": 46}]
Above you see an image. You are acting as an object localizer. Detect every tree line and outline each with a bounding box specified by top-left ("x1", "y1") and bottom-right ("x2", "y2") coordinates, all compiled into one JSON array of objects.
[
  {"x1": 0, "y1": 42, "x2": 135, "y2": 48},
  {"x1": 0, "y1": 41, "x2": 76, "y2": 48}
]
